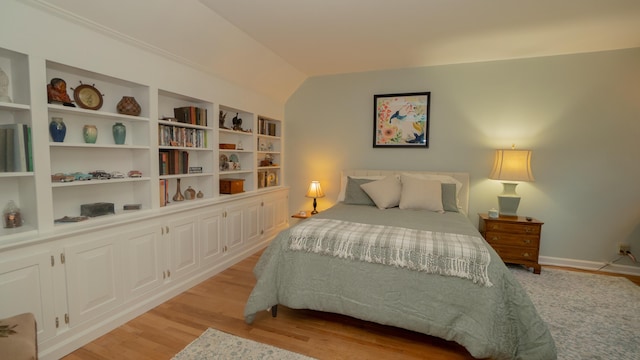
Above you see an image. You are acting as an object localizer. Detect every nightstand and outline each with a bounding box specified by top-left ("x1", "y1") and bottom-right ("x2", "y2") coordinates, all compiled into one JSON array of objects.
[
  {"x1": 291, "y1": 211, "x2": 312, "y2": 219},
  {"x1": 478, "y1": 213, "x2": 543, "y2": 274}
]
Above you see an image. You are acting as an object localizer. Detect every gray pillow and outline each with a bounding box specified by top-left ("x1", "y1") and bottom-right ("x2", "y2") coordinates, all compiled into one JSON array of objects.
[
  {"x1": 441, "y1": 183, "x2": 459, "y2": 212},
  {"x1": 343, "y1": 177, "x2": 375, "y2": 206}
]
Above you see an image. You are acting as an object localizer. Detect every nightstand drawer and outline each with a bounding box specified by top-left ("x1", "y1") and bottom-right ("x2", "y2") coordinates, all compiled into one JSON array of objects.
[
  {"x1": 484, "y1": 232, "x2": 540, "y2": 247},
  {"x1": 484, "y1": 222, "x2": 541, "y2": 235},
  {"x1": 490, "y1": 245, "x2": 539, "y2": 262}
]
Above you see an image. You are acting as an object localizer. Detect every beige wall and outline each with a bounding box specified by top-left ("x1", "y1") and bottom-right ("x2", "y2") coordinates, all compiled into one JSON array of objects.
[{"x1": 285, "y1": 48, "x2": 640, "y2": 267}]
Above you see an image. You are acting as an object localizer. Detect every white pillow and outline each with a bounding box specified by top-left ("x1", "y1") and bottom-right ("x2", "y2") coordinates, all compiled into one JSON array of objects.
[
  {"x1": 399, "y1": 175, "x2": 444, "y2": 212},
  {"x1": 337, "y1": 175, "x2": 384, "y2": 201},
  {"x1": 401, "y1": 173, "x2": 463, "y2": 195},
  {"x1": 360, "y1": 175, "x2": 402, "y2": 209}
]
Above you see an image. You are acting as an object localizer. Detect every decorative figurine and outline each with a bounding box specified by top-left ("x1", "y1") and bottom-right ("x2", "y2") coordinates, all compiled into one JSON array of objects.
[
  {"x1": 47, "y1": 78, "x2": 75, "y2": 107},
  {"x1": 219, "y1": 111, "x2": 227, "y2": 129},
  {"x1": 232, "y1": 113, "x2": 242, "y2": 131}
]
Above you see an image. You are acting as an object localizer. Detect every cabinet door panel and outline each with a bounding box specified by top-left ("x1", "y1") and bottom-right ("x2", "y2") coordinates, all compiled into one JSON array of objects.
[
  {"x1": 226, "y1": 206, "x2": 244, "y2": 251},
  {"x1": 200, "y1": 208, "x2": 224, "y2": 266},
  {"x1": 0, "y1": 250, "x2": 56, "y2": 341},
  {"x1": 168, "y1": 216, "x2": 199, "y2": 280},
  {"x1": 244, "y1": 199, "x2": 262, "y2": 245},
  {"x1": 122, "y1": 224, "x2": 163, "y2": 301},
  {"x1": 65, "y1": 236, "x2": 123, "y2": 326}
]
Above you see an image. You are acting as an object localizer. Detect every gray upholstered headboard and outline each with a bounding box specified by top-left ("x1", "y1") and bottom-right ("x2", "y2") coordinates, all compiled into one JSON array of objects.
[{"x1": 341, "y1": 169, "x2": 470, "y2": 214}]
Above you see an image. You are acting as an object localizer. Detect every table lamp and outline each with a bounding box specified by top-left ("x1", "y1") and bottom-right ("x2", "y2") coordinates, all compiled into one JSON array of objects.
[
  {"x1": 489, "y1": 146, "x2": 534, "y2": 217},
  {"x1": 305, "y1": 181, "x2": 325, "y2": 214}
]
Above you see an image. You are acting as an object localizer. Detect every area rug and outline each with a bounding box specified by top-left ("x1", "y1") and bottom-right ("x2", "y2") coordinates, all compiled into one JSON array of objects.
[
  {"x1": 171, "y1": 328, "x2": 315, "y2": 360},
  {"x1": 510, "y1": 267, "x2": 640, "y2": 360}
]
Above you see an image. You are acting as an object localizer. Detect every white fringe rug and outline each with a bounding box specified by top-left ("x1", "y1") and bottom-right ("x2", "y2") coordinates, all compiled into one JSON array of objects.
[
  {"x1": 172, "y1": 328, "x2": 315, "y2": 360},
  {"x1": 510, "y1": 266, "x2": 640, "y2": 360}
]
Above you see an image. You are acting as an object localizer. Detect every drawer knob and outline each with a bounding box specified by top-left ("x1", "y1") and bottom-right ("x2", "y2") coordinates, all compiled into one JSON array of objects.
[
  {"x1": 492, "y1": 236, "x2": 499, "y2": 241},
  {"x1": 525, "y1": 228, "x2": 532, "y2": 233},
  {"x1": 523, "y1": 239, "x2": 531, "y2": 244},
  {"x1": 523, "y1": 252, "x2": 530, "y2": 257}
]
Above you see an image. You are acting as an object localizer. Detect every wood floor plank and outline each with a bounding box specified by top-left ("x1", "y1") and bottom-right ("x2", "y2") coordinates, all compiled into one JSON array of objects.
[{"x1": 62, "y1": 250, "x2": 639, "y2": 360}]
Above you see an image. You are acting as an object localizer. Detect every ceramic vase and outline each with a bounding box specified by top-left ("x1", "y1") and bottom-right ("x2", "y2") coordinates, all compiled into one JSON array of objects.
[
  {"x1": 83, "y1": 125, "x2": 98, "y2": 144},
  {"x1": 173, "y1": 179, "x2": 184, "y2": 201},
  {"x1": 184, "y1": 186, "x2": 196, "y2": 200},
  {"x1": 49, "y1": 117, "x2": 66, "y2": 142},
  {"x1": 116, "y1": 96, "x2": 141, "y2": 116},
  {"x1": 112, "y1": 122, "x2": 126, "y2": 144}
]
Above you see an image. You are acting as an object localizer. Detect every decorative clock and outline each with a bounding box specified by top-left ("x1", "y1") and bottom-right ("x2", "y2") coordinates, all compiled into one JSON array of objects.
[{"x1": 73, "y1": 82, "x2": 103, "y2": 110}]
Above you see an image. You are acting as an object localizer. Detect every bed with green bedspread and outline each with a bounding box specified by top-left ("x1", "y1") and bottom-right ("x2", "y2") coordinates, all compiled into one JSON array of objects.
[{"x1": 244, "y1": 203, "x2": 556, "y2": 360}]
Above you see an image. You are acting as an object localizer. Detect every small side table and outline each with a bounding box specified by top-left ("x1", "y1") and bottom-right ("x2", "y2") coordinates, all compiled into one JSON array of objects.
[
  {"x1": 291, "y1": 210, "x2": 313, "y2": 219},
  {"x1": 478, "y1": 213, "x2": 544, "y2": 274}
]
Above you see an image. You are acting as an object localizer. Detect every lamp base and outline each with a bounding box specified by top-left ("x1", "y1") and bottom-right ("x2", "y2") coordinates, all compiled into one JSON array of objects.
[
  {"x1": 498, "y1": 182, "x2": 521, "y2": 217},
  {"x1": 311, "y1": 198, "x2": 318, "y2": 214}
]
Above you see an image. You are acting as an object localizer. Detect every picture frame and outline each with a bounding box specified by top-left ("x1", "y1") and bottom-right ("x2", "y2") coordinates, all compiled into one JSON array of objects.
[{"x1": 373, "y1": 92, "x2": 430, "y2": 148}]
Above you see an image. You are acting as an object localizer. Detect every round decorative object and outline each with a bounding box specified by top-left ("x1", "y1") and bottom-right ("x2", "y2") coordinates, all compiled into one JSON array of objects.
[
  {"x1": 196, "y1": 190, "x2": 204, "y2": 198},
  {"x1": 116, "y1": 96, "x2": 141, "y2": 116},
  {"x1": 3, "y1": 200, "x2": 22, "y2": 228},
  {"x1": 83, "y1": 125, "x2": 98, "y2": 143},
  {"x1": 112, "y1": 122, "x2": 126, "y2": 144},
  {"x1": 184, "y1": 186, "x2": 196, "y2": 200},
  {"x1": 49, "y1": 117, "x2": 66, "y2": 142},
  {"x1": 229, "y1": 154, "x2": 239, "y2": 163},
  {"x1": 219, "y1": 154, "x2": 229, "y2": 171},
  {"x1": 73, "y1": 83, "x2": 103, "y2": 110}
]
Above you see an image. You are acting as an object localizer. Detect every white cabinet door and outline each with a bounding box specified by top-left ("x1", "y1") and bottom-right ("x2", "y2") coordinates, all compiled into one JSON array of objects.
[
  {"x1": 262, "y1": 191, "x2": 288, "y2": 239},
  {"x1": 122, "y1": 222, "x2": 164, "y2": 301},
  {"x1": 224, "y1": 203, "x2": 244, "y2": 252},
  {"x1": 0, "y1": 248, "x2": 57, "y2": 342},
  {"x1": 199, "y1": 207, "x2": 224, "y2": 266},
  {"x1": 167, "y1": 214, "x2": 199, "y2": 281},
  {"x1": 244, "y1": 198, "x2": 262, "y2": 245},
  {"x1": 64, "y1": 235, "x2": 123, "y2": 327}
]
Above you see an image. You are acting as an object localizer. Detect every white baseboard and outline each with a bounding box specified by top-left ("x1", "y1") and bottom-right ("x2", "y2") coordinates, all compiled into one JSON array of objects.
[{"x1": 540, "y1": 256, "x2": 640, "y2": 276}]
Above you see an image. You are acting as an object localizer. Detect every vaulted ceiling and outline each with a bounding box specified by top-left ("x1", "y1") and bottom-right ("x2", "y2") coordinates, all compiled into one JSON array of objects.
[{"x1": 36, "y1": 0, "x2": 640, "y2": 102}]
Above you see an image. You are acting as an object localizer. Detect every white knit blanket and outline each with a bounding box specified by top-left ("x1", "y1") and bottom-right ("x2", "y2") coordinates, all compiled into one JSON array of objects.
[{"x1": 289, "y1": 218, "x2": 492, "y2": 286}]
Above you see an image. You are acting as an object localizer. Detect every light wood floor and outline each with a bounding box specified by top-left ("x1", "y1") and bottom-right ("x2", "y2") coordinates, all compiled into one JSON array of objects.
[{"x1": 63, "y1": 251, "x2": 640, "y2": 360}]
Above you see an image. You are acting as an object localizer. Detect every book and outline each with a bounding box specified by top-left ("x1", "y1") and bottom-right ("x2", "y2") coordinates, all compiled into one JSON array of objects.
[
  {"x1": 0, "y1": 124, "x2": 30, "y2": 172},
  {"x1": 0, "y1": 128, "x2": 5, "y2": 172},
  {"x1": 5, "y1": 127, "x2": 14, "y2": 172},
  {"x1": 159, "y1": 179, "x2": 167, "y2": 207},
  {"x1": 26, "y1": 126, "x2": 33, "y2": 171}
]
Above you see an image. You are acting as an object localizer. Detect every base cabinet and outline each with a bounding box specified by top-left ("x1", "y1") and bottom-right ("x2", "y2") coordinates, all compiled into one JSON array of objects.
[
  {"x1": 0, "y1": 249, "x2": 57, "y2": 342},
  {"x1": 0, "y1": 188, "x2": 288, "y2": 360},
  {"x1": 64, "y1": 235, "x2": 124, "y2": 327}
]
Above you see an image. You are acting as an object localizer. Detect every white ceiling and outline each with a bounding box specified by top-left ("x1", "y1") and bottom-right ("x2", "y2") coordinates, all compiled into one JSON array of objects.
[{"x1": 35, "y1": 0, "x2": 640, "y2": 102}]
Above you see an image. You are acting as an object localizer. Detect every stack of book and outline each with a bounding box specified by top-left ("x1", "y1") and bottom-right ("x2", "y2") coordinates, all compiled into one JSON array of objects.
[
  {"x1": 0, "y1": 124, "x2": 33, "y2": 172},
  {"x1": 158, "y1": 125, "x2": 207, "y2": 148},
  {"x1": 159, "y1": 149, "x2": 189, "y2": 175},
  {"x1": 173, "y1": 106, "x2": 208, "y2": 126}
]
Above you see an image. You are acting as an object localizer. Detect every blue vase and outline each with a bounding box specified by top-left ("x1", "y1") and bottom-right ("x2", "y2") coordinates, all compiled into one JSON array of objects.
[
  {"x1": 112, "y1": 122, "x2": 126, "y2": 145},
  {"x1": 49, "y1": 117, "x2": 66, "y2": 142}
]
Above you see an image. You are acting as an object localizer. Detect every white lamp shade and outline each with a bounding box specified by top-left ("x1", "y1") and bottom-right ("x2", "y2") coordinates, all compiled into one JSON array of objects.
[
  {"x1": 305, "y1": 181, "x2": 325, "y2": 198},
  {"x1": 489, "y1": 149, "x2": 534, "y2": 182}
]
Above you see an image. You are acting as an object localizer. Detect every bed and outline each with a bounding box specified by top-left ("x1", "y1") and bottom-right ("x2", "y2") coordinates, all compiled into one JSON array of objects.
[{"x1": 244, "y1": 170, "x2": 556, "y2": 359}]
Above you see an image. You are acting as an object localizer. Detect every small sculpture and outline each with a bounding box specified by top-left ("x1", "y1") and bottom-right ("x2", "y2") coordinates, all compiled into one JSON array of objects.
[
  {"x1": 47, "y1": 78, "x2": 75, "y2": 107},
  {"x1": 219, "y1": 111, "x2": 227, "y2": 129},
  {"x1": 232, "y1": 113, "x2": 242, "y2": 131}
]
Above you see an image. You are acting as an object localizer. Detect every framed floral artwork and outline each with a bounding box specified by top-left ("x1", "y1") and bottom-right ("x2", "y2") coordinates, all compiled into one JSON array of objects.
[{"x1": 373, "y1": 92, "x2": 430, "y2": 148}]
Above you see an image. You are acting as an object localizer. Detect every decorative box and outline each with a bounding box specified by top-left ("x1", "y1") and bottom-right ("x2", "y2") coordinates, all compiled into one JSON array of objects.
[
  {"x1": 219, "y1": 143, "x2": 236, "y2": 149},
  {"x1": 80, "y1": 202, "x2": 115, "y2": 217},
  {"x1": 220, "y1": 178, "x2": 244, "y2": 194}
]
